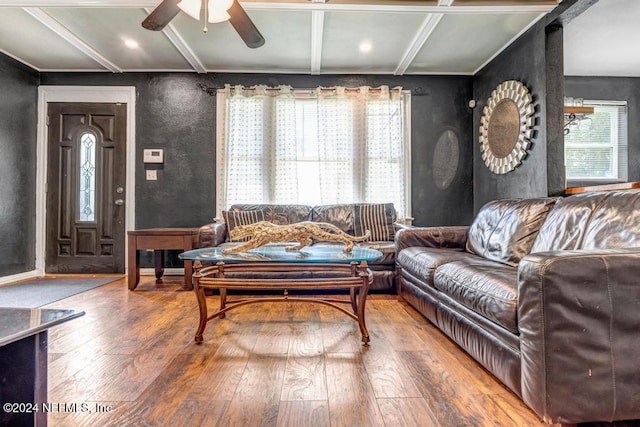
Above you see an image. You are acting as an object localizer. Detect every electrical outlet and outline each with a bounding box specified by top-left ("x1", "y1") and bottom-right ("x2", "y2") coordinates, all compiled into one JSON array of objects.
[{"x1": 146, "y1": 170, "x2": 157, "y2": 181}]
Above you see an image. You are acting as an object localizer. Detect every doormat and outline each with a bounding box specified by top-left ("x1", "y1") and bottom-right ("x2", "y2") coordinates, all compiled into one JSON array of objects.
[{"x1": 0, "y1": 277, "x2": 120, "y2": 308}]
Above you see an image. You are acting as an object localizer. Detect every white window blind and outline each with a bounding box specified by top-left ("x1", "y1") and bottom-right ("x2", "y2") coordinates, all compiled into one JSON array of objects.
[{"x1": 564, "y1": 100, "x2": 628, "y2": 181}]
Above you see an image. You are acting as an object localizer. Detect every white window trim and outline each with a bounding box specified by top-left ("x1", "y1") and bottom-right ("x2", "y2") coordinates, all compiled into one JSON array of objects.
[{"x1": 565, "y1": 99, "x2": 627, "y2": 183}]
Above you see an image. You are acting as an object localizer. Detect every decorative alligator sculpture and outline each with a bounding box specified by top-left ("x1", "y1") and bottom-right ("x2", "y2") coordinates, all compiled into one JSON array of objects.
[{"x1": 223, "y1": 221, "x2": 371, "y2": 254}]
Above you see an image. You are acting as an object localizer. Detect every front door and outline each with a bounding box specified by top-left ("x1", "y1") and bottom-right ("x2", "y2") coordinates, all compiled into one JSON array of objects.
[{"x1": 46, "y1": 102, "x2": 127, "y2": 273}]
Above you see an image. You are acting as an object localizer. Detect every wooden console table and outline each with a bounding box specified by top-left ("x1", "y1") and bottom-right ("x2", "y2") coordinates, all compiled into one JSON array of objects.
[{"x1": 127, "y1": 228, "x2": 199, "y2": 290}]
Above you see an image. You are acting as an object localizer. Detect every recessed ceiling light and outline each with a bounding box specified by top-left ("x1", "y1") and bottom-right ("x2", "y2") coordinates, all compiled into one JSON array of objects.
[
  {"x1": 359, "y1": 41, "x2": 372, "y2": 54},
  {"x1": 124, "y1": 39, "x2": 139, "y2": 49}
]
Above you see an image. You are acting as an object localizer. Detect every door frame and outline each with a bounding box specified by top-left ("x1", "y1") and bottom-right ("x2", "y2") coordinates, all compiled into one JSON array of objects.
[{"x1": 36, "y1": 86, "x2": 136, "y2": 276}]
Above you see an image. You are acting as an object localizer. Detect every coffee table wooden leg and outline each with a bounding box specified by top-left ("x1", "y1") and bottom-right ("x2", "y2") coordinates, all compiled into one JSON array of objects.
[
  {"x1": 357, "y1": 266, "x2": 371, "y2": 346},
  {"x1": 350, "y1": 287, "x2": 357, "y2": 314},
  {"x1": 193, "y1": 263, "x2": 207, "y2": 344}
]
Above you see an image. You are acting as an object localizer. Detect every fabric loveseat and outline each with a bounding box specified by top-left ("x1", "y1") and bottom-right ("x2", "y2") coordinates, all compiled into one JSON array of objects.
[
  {"x1": 198, "y1": 203, "x2": 399, "y2": 290},
  {"x1": 396, "y1": 190, "x2": 640, "y2": 425}
]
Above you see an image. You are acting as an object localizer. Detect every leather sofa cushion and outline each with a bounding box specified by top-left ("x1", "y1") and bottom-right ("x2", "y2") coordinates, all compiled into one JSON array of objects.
[
  {"x1": 229, "y1": 204, "x2": 312, "y2": 225},
  {"x1": 311, "y1": 204, "x2": 354, "y2": 234},
  {"x1": 466, "y1": 197, "x2": 558, "y2": 267},
  {"x1": 396, "y1": 247, "x2": 481, "y2": 288},
  {"x1": 532, "y1": 189, "x2": 640, "y2": 253},
  {"x1": 434, "y1": 259, "x2": 519, "y2": 333}
]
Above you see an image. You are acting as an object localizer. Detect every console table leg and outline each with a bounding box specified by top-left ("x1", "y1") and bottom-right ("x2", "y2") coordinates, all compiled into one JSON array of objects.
[{"x1": 154, "y1": 250, "x2": 165, "y2": 281}]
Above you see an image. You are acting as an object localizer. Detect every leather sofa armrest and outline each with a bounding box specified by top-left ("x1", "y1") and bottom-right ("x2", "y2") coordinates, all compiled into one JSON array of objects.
[
  {"x1": 198, "y1": 222, "x2": 228, "y2": 248},
  {"x1": 395, "y1": 226, "x2": 469, "y2": 252},
  {"x1": 517, "y1": 248, "x2": 640, "y2": 424}
]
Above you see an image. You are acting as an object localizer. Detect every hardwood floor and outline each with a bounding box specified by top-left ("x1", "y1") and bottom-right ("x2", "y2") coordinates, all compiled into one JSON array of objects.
[{"x1": 42, "y1": 275, "x2": 542, "y2": 426}]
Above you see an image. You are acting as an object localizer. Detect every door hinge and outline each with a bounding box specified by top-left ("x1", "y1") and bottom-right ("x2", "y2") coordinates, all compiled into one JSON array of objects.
[{"x1": 46, "y1": 115, "x2": 50, "y2": 126}]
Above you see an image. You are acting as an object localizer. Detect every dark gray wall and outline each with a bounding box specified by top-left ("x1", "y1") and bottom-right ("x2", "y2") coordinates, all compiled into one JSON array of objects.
[
  {"x1": 0, "y1": 54, "x2": 39, "y2": 277},
  {"x1": 471, "y1": 0, "x2": 586, "y2": 212},
  {"x1": 564, "y1": 76, "x2": 640, "y2": 185},
  {"x1": 40, "y1": 73, "x2": 475, "y2": 228},
  {"x1": 473, "y1": 24, "x2": 560, "y2": 211}
]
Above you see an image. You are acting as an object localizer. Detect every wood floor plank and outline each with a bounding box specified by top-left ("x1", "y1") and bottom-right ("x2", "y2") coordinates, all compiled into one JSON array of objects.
[
  {"x1": 288, "y1": 303, "x2": 324, "y2": 357},
  {"x1": 185, "y1": 332, "x2": 254, "y2": 401},
  {"x1": 361, "y1": 342, "x2": 422, "y2": 399},
  {"x1": 252, "y1": 301, "x2": 293, "y2": 354},
  {"x1": 167, "y1": 400, "x2": 230, "y2": 427},
  {"x1": 280, "y1": 355, "x2": 327, "y2": 401},
  {"x1": 91, "y1": 347, "x2": 216, "y2": 426},
  {"x1": 324, "y1": 352, "x2": 384, "y2": 427},
  {"x1": 378, "y1": 397, "x2": 439, "y2": 427},
  {"x1": 221, "y1": 353, "x2": 287, "y2": 426},
  {"x1": 367, "y1": 298, "x2": 430, "y2": 352},
  {"x1": 276, "y1": 401, "x2": 330, "y2": 427}
]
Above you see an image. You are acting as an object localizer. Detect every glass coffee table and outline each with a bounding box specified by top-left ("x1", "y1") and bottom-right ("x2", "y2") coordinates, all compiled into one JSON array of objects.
[{"x1": 179, "y1": 244, "x2": 382, "y2": 345}]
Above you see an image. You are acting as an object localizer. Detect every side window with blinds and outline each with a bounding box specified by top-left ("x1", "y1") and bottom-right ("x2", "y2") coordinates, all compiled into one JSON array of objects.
[{"x1": 564, "y1": 100, "x2": 628, "y2": 183}]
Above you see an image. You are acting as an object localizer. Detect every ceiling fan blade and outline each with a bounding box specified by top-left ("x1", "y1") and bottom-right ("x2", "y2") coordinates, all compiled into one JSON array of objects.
[
  {"x1": 142, "y1": 0, "x2": 181, "y2": 31},
  {"x1": 228, "y1": 0, "x2": 265, "y2": 49}
]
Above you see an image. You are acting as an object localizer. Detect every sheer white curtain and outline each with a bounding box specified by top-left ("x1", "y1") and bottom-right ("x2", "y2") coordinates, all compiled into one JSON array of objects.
[
  {"x1": 216, "y1": 85, "x2": 297, "y2": 210},
  {"x1": 216, "y1": 84, "x2": 410, "y2": 219}
]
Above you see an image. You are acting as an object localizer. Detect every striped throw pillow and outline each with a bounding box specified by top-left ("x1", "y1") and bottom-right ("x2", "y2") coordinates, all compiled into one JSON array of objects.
[
  {"x1": 354, "y1": 203, "x2": 396, "y2": 241},
  {"x1": 223, "y1": 210, "x2": 265, "y2": 242}
]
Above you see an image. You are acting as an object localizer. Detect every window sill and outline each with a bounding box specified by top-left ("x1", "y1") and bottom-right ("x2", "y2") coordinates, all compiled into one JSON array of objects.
[{"x1": 565, "y1": 182, "x2": 640, "y2": 195}]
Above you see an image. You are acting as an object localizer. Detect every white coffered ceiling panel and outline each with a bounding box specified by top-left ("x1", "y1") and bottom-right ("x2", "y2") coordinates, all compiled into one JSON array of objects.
[
  {"x1": 0, "y1": 8, "x2": 103, "y2": 70},
  {"x1": 172, "y1": 9, "x2": 312, "y2": 73},
  {"x1": 41, "y1": 7, "x2": 192, "y2": 71},
  {"x1": 321, "y1": 11, "x2": 427, "y2": 74},
  {"x1": 408, "y1": 12, "x2": 543, "y2": 74}
]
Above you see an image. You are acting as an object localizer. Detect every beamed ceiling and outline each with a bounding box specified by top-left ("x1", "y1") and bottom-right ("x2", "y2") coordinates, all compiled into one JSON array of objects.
[{"x1": 0, "y1": 0, "x2": 563, "y2": 75}]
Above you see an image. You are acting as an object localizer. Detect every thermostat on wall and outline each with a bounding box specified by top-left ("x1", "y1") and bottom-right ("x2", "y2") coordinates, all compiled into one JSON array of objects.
[{"x1": 143, "y1": 148, "x2": 164, "y2": 164}]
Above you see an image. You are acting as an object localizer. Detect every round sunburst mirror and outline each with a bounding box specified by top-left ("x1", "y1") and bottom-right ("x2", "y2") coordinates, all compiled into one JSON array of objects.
[{"x1": 479, "y1": 80, "x2": 534, "y2": 174}]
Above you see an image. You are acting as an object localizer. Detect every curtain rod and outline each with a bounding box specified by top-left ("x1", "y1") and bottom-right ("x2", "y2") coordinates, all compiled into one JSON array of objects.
[{"x1": 197, "y1": 83, "x2": 426, "y2": 96}]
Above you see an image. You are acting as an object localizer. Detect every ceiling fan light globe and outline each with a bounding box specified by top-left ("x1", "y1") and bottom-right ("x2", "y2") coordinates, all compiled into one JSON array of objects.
[
  {"x1": 208, "y1": 10, "x2": 231, "y2": 23},
  {"x1": 178, "y1": 0, "x2": 201, "y2": 20},
  {"x1": 208, "y1": 0, "x2": 234, "y2": 22},
  {"x1": 212, "y1": 0, "x2": 234, "y2": 10}
]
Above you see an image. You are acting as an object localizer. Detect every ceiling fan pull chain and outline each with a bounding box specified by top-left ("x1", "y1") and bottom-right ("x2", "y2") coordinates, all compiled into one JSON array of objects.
[{"x1": 202, "y1": 0, "x2": 208, "y2": 33}]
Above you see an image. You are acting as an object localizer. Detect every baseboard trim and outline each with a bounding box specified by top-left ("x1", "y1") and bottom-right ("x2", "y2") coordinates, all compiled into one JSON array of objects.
[{"x1": 0, "y1": 270, "x2": 40, "y2": 286}]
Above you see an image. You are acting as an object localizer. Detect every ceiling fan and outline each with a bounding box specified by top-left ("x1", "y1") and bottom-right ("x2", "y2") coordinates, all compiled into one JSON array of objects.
[{"x1": 142, "y1": 0, "x2": 265, "y2": 49}]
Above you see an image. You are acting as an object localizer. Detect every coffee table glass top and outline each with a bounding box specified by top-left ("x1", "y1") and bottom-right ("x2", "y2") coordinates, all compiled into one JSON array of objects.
[{"x1": 179, "y1": 244, "x2": 382, "y2": 264}]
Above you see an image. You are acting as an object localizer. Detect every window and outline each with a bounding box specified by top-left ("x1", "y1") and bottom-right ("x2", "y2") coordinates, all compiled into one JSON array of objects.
[
  {"x1": 564, "y1": 100, "x2": 628, "y2": 182},
  {"x1": 216, "y1": 85, "x2": 411, "y2": 220},
  {"x1": 79, "y1": 131, "x2": 96, "y2": 222}
]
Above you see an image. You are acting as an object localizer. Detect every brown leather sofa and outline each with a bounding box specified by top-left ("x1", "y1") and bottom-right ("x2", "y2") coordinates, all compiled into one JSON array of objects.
[
  {"x1": 198, "y1": 203, "x2": 398, "y2": 290},
  {"x1": 396, "y1": 190, "x2": 640, "y2": 424}
]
